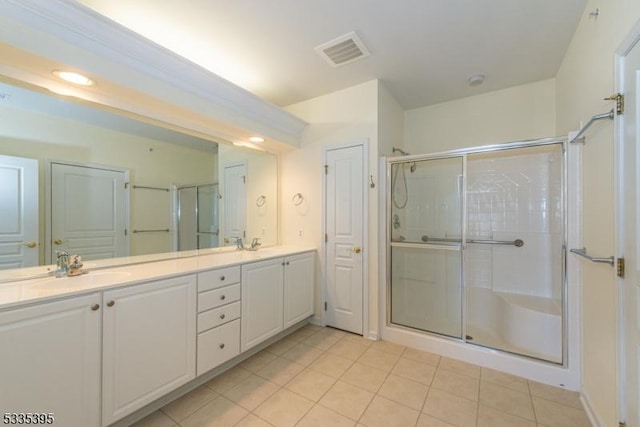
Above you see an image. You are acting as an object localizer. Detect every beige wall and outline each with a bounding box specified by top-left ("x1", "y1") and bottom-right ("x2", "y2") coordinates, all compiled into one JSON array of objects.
[
  {"x1": 283, "y1": 80, "x2": 388, "y2": 336},
  {"x1": 404, "y1": 78, "x2": 557, "y2": 153},
  {"x1": 0, "y1": 104, "x2": 218, "y2": 261},
  {"x1": 556, "y1": 1, "x2": 640, "y2": 425}
]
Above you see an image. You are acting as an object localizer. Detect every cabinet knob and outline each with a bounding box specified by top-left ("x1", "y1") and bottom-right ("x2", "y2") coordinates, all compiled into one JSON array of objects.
[
  {"x1": 91, "y1": 304, "x2": 100, "y2": 311},
  {"x1": 220, "y1": 295, "x2": 226, "y2": 300},
  {"x1": 219, "y1": 343, "x2": 225, "y2": 349},
  {"x1": 107, "y1": 300, "x2": 115, "y2": 307},
  {"x1": 220, "y1": 313, "x2": 226, "y2": 319},
  {"x1": 220, "y1": 275, "x2": 225, "y2": 281}
]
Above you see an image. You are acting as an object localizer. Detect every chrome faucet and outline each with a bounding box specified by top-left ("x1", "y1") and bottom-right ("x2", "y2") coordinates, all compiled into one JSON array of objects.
[
  {"x1": 235, "y1": 238, "x2": 244, "y2": 250},
  {"x1": 55, "y1": 251, "x2": 69, "y2": 277},
  {"x1": 247, "y1": 238, "x2": 261, "y2": 251}
]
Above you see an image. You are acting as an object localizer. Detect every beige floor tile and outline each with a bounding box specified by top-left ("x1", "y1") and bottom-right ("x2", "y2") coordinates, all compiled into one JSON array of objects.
[
  {"x1": 303, "y1": 330, "x2": 341, "y2": 350},
  {"x1": 532, "y1": 396, "x2": 592, "y2": 427},
  {"x1": 327, "y1": 339, "x2": 369, "y2": 360},
  {"x1": 423, "y1": 388, "x2": 478, "y2": 427},
  {"x1": 392, "y1": 357, "x2": 437, "y2": 385},
  {"x1": 296, "y1": 404, "x2": 355, "y2": 427},
  {"x1": 432, "y1": 368, "x2": 480, "y2": 401},
  {"x1": 438, "y1": 357, "x2": 481, "y2": 379},
  {"x1": 254, "y1": 388, "x2": 313, "y2": 427},
  {"x1": 319, "y1": 380, "x2": 375, "y2": 420},
  {"x1": 359, "y1": 395, "x2": 419, "y2": 427},
  {"x1": 479, "y1": 382, "x2": 535, "y2": 420},
  {"x1": 284, "y1": 368, "x2": 336, "y2": 402},
  {"x1": 280, "y1": 343, "x2": 324, "y2": 366},
  {"x1": 528, "y1": 381, "x2": 583, "y2": 410},
  {"x1": 265, "y1": 337, "x2": 298, "y2": 356},
  {"x1": 131, "y1": 410, "x2": 176, "y2": 427},
  {"x1": 256, "y1": 357, "x2": 305, "y2": 386},
  {"x1": 340, "y1": 333, "x2": 373, "y2": 347},
  {"x1": 416, "y1": 413, "x2": 456, "y2": 427},
  {"x1": 370, "y1": 340, "x2": 406, "y2": 356},
  {"x1": 287, "y1": 327, "x2": 318, "y2": 342},
  {"x1": 233, "y1": 413, "x2": 274, "y2": 427},
  {"x1": 478, "y1": 405, "x2": 537, "y2": 427},
  {"x1": 180, "y1": 396, "x2": 248, "y2": 427},
  {"x1": 223, "y1": 374, "x2": 280, "y2": 411},
  {"x1": 481, "y1": 368, "x2": 529, "y2": 394},
  {"x1": 340, "y1": 362, "x2": 388, "y2": 393},
  {"x1": 161, "y1": 386, "x2": 218, "y2": 422},
  {"x1": 377, "y1": 374, "x2": 429, "y2": 410},
  {"x1": 401, "y1": 347, "x2": 441, "y2": 367},
  {"x1": 240, "y1": 351, "x2": 279, "y2": 373},
  {"x1": 205, "y1": 366, "x2": 252, "y2": 394},
  {"x1": 322, "y1": 327, "x2": 349, "y2": 338},
  {"x1": 302, "y1": 324, "x2": 324, "y2": 333},
  {"x1": 357, "y1": 348, "x2": 401, "y2": 372},
  {"x1": 309, "y1": 352, "x2": 354, "y2": 378}
]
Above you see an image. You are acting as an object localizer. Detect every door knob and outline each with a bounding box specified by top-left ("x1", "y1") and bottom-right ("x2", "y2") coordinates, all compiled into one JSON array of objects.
[
  {"x1": 24, "y1": 242, "x2": 37, "y2": 248},
  {"x1": 53, "y1": 239, "x2": 63, "y2": 245},
  {"x1": 351, "y1": 246, "x2": 362, "y2": 254}
]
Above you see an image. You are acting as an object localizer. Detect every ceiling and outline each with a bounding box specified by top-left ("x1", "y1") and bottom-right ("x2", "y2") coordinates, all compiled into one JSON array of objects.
[{"x1": 75, "y1": 0, "x2": 587, "y2": 110}]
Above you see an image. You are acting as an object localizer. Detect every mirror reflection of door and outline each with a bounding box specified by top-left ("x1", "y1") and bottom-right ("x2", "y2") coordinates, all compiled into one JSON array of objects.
[
  {"x1": 222, "y1": 162, "x2": 247, "y2": 245},
  {"x1": 177, "y1": 183, "x2": 219, "y2": 251},
  {"x1": 0, "y1": 155, "x2": 38, "y2": 269},
  {"x1": 49, "y1": 161, "x2": 128, "y2": 263}
]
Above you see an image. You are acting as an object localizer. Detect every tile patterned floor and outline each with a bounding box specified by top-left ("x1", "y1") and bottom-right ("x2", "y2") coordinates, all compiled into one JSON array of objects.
[{"x1": 132, "y1": 325, "x2": 592, "y2": 427}]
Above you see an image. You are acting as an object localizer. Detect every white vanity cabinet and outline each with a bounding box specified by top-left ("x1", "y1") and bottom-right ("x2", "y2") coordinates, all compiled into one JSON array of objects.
[
  {"x1": 0, "y1": 293, "x2": 102, "y2": 427},
  {"x1": 196, "y1": 266, "x2": 241, "y2": 375},
  {"x1": 242, "y1": 252, "x2": 315, "y2": 351},
  {"x1": 102, "y1": 275, "x2": 197, "y2": 426}
]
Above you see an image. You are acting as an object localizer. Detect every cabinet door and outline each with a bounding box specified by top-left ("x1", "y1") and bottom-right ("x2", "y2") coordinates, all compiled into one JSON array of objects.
[
  {"x1": 241, "y1": 258, "x2": 284, "y2": 351},
  {"x1": 0, "y1": 294, "x2": 101, "y2": 427},
  {"x1": 284, "y1": 252, "x2": 315, "y2": 328},
  {"x1": 102, "y1": 275, "x2": 196, "y2": 425}
]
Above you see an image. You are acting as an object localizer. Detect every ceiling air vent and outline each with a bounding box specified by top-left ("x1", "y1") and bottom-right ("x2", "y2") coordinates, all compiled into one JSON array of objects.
[{"x1": 315, "y1": 31, "x2": 370, "y2": 67}]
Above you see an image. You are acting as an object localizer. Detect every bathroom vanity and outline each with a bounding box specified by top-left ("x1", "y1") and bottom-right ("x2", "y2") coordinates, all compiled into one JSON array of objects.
[{"x1": 0, "y1": 246, "x2": 315, "y2": 427}]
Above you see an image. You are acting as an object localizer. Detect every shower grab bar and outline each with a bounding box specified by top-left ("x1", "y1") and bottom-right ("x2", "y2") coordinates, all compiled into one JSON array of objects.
[
  {"x1": 421, "y1": 235, "x2": 524, "y2": 247},
  {"x1": 569, "y1": 109, "x2": 614, "y2": 144},
  {"x1": 569, "y1": 248, "x2": 614, "y2": 266}
]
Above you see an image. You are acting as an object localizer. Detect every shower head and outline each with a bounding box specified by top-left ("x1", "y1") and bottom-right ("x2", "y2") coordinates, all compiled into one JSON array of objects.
[{"x1": 392, "y1": 147, "x2": 410, "y2": 156}]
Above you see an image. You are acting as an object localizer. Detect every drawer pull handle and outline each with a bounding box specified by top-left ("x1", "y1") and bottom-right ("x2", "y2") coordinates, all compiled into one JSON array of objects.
[
  {"x1": 220, "y1": 275, "x2": 225, "y2": 281},
  {"x1": 220, "y1": 313, "x2": 226, "y2": 319},
  {"x1": 219, "y1": 343, "x2": 225, "y2": 349},
  {"x1": 107, "y1": 300, "x2": 115, "y2": 307},
  {"x1": 91, "y1": 304, "x2": 100, "y2": 311},
  {"x1": 220, "y1": 295, "x2": 226, "y2": 300}
]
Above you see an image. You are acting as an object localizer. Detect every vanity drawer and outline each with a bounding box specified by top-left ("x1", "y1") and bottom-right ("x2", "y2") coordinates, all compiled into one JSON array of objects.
[
  {"x1": 198, "y1": 266, "x2": 241, "y2": 292},
  {"x1": 197, "y1": 319, "x2": 240, "y2": 376},
  {"x1": 198, "y1": 301, "x2": 241, "y2": 333},
  {"x1": 198, "y1": 284, "x2": 240, "y2": 312}
]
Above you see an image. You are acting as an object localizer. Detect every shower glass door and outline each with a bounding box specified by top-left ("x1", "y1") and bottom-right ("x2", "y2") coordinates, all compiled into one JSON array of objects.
[{"x1": 389, "y1": 156, "x2": 464, "y2": 338}]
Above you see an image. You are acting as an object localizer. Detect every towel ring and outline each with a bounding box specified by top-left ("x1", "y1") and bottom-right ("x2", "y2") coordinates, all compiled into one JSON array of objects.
[
  {"x1": 292, "y1": 193, "x2": 304, "y2": 206},
  {"x1": 256, "y1": 195, "x2": 266, "y2": 207}
]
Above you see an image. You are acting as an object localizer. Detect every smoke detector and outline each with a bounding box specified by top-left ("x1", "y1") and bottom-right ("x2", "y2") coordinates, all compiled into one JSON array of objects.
[{"x1": 315, "y1": 31, "x2": 370, "y2": 67}]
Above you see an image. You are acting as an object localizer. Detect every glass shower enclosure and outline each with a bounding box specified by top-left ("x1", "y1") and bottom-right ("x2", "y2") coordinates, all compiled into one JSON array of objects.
[{"x1": 387, "y1": 140, "x2": 565, "y2": 364}]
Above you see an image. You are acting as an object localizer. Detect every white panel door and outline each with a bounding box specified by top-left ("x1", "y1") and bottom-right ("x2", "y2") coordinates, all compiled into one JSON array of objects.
[
  {"x1": 50, "y1": 162, "x2": 127, "y2": 261},
  {"x1": 0, "y1": 155, "x2": 38, "y2": 269},
  {"x1": 325, "y1": 144, "x2": 364, "y2": 334},
  {"x1": 0, "y1": 293, "x2": 102, "y2": 427},
  {"x1": 620, "y1": 34, "x2": 640, "y2": 427},
  {"x1": 222, "y1": 163, "x2": 247, "y2": 245}
]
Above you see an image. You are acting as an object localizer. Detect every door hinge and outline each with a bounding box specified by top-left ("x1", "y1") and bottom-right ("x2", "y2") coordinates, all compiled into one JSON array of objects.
[
  {"x1": 124, "y1": 182, "x2": 129, "y2": 189},
  {"x1": 324, "y1": 301, "x2": 327, "y2": 311},
  {"x1": 324, "y1": 165, "x2": 328, "y2": 174},
  {"x1": 619, "y1": 421, "x2": 626, "y2": 427},
  {"x1": 124, "y1": 229, "x2": 128, "y2": 236},
  {"x1": 605, "y1": 93, "x2": 624, "y2": 115},
  {"x1": 242, "y1": 175, "x2": 246, "y2": 184},
  {"x1": 617, "y1": 257, "x2": 625, "y2": 278},
  {"x1": 325, "y1": 233, "x2": 328, "y2": 242}
]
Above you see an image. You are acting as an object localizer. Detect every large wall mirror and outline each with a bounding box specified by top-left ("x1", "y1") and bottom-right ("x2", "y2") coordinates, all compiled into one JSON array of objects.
[{"x1": 0, "y1": 80, "x2": 278, "y2": 277}]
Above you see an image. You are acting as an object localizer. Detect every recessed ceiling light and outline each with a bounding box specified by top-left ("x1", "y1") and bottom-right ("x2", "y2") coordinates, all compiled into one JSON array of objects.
[
  {"x1": 248, "y1": 136, "x2": 265, "y2": 143},
  {"x1": 467, "y1": 73, "x2": 486, "y2": 87},
  {"x1": 52, "y1": 70, "x2": 95, "y2": 86}
]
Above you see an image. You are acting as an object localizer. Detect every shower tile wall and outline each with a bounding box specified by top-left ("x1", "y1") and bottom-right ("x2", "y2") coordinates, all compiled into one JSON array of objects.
[{"x1": 466, "y1": 147, "x2": 563, "y2": 300}]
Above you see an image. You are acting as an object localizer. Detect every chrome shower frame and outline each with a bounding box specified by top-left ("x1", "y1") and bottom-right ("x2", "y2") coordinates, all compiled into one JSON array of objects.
[{"x1": 382, "y1": 136, "x2": 569, "y2": 367}]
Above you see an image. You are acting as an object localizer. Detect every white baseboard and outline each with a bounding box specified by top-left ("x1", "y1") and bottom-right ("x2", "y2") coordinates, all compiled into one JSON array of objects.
[
  {"x1": 580, "y1": 391, "x2": 603, "y2": 427},
  {"x1": 308, "y1": 316, "x2": 323, "y2": 326},
  {"x1": 367, "y1": 330, "x2": 378, "y2": 340}
]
